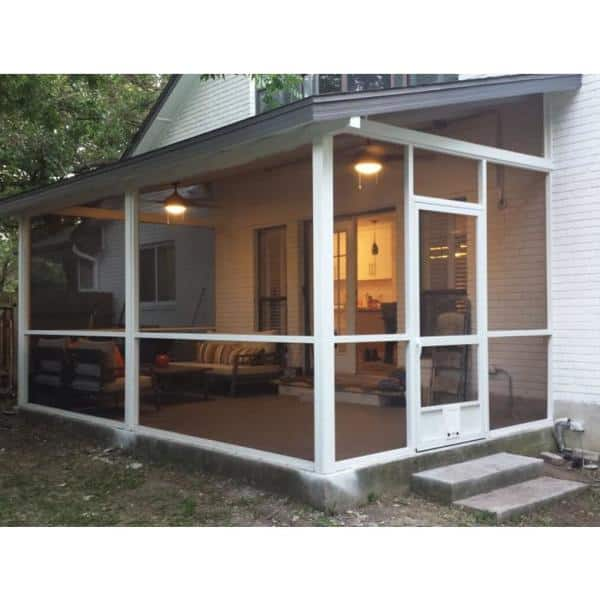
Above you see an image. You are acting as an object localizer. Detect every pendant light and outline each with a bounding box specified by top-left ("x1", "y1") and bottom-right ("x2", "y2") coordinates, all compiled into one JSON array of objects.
[{"x1": 371, "y1": 220, "x2": 379, "y2": 255}]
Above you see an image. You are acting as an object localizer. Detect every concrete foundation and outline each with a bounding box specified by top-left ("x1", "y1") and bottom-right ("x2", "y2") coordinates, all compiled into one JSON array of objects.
[
  {"x1": 555, "y1": 399, "x2": 600, "y2": 454},
  {"x1": 20, "y1": 406, "x2": 556, "y2": 512}
]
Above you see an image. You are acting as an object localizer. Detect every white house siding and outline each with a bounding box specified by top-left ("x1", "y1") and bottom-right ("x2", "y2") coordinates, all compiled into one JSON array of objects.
[
  {"x1": 550, "y1": 75, "x2": 600, "y2": 449},
  {"x1": 95, "y1": 221, "x2": 215, "y2": 330},
  {"x1": 97, "y1": 219, "x2": 126, "y2": 325},
  {"x1": 155, "y1": 75, "x2": 254, "y2": 149},
  {"x1": 137, "y1": 223, "x2": 215, "y2": 329}
]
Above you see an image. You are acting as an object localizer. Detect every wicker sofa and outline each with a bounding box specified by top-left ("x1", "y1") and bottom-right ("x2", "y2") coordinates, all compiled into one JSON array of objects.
[{"x1": 169, "y1": 340, "x2": 283, "y2": 396}]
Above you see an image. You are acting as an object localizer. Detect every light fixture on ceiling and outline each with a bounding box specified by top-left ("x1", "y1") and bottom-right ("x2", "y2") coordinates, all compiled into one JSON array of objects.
[
  {"x1": 353, "y1": 146, "x2": 383, "y2": 190},
  {"x1": 163, "y1": 183, "x2": 187, "y2": 217},
  {"x1": 354, "y1": 159, "x2": 383, "y2": 176}
]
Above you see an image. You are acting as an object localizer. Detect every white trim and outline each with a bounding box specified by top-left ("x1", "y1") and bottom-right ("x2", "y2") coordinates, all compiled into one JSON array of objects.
[
  {"x1": 135, "y1": 424, "x2": 314, "y2": 472},
  {"x1": 413, "y1": 195, "x2": 483, "y2": 216},
  {"x1": 404, "y1": 145, "x2": 418, "y2": 451},
  {"x1": 345, "y1": 118, "x2": 553, "y2": 172},
  {"x1": 333, "y1": 333, "x2": 409, "y2": 344},
  {"x1": 312, "y1": 135, "x2": 336, "y2": 474},
  {"x1": 135, "y1": 331, "x2": 313, "y2": 343},
  {"x1": 125, "y1": 190, "x2": 140, "y2": 429},
  {"x1": 17, "y1": 216, "x2": 30, "y2": 407},
  {"x1": 488, "y1": 418, "x2": 553, "y2": 439},
  {"x1": 545, "y1": 168, "x2": 553, "y2": 422},
  {"x1": 477, "y1": 160, "x2": 490, "y2": 435},
  {"x1": 419, "y1": 334, "x2": 480, "y2": 347},
  {"x1": 26, "y1": 330, "x2": 125, "y2": 338},
  {"x1": 421, "y1": 400, "x2": 480, "y2": 414},
  {"x1": 335, "y1": 446, "x2": 413, "y2": 472},
  {"x1": 487, "y1": 329, "x2": 551, "y2": 338},
  {"x1": 414, "y1": 199, "x2": 485, "y2": 451}
]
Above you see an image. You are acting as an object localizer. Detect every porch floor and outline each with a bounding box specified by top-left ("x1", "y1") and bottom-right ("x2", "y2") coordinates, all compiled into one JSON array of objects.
[
  {"x1": 138, "y1": 391, "x2": 547, "y2": 462},
  {"x1": 31, "y1": 389, "x2": 547, "y2": 462},
  {"x1": 140, "y1": 394, "x2": 406, "y2": 461}
]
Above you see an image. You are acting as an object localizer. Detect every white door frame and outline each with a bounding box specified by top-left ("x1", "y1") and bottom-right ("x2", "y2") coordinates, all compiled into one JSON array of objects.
[
  {"x1": 334, "y1": 218, "x2": 357, "y2": 374},
  {"x1": 412, "y1": 185, "x2": 488, "y2": 451}
]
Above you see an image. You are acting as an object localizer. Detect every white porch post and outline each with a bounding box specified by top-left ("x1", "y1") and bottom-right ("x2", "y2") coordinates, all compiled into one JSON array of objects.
[
  {"x1": 17, "y1": 215, "x2": 30, "y2": 407},
  {"x1": 124, "y1": 190, "x2": 140, "y2": 428},
  {"x1": 403, "y1": 145, "x2": 418, "y2": 449},
  {"x1": 312, "y1": 135, "x2": 336, "y2": 474},
  {"x1": 477, "y1": 160, "x2": 490, "y2": 433}
]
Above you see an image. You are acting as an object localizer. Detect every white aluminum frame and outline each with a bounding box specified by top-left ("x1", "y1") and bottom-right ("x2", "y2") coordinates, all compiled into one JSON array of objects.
[
  {"x1": 329, "y1": 117, "x2": 552, "y2": 470},
  {"x1": 413, "y1": 197, "x2": 486, "y2": 450},
  {"x1": 18, "y1": 113, "x2": 553, "y2": 477}
]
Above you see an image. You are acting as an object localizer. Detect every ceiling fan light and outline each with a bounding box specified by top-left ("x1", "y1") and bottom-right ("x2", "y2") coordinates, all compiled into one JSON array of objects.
[
  {"x1": 165, "y1": 199, "x2": 187, "y2": 216},
  {"x1": 164, "y1": 184, "x2": 188, "y2": 216},
  {"x1": 354, "y1": 160, "x2": 382, "y2": 176}
]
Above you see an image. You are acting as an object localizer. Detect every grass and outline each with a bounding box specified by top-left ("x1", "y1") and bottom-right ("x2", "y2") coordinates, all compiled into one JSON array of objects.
[{"x1": 1, "y1": 413, "x2": 599, "y2": 526}]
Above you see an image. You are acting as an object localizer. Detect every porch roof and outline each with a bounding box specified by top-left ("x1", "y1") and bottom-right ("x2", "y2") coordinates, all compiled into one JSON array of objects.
[{"x1": 0, "y1": 74, "x2": 580, "y2": 217}]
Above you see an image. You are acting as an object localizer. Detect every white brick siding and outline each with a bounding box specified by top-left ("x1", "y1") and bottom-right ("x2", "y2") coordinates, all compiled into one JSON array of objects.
[{"x1": 550, "y1": 76, "x2": 600, "y2": 432}]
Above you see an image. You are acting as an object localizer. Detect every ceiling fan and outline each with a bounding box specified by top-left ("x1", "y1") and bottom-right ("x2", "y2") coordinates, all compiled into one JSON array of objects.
[{"x1": 146, "y1": 182, "x2": 216, "y2": 216}]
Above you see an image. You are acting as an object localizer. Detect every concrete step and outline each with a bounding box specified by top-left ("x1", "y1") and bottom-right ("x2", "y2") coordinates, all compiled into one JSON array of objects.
[
  {"x1": 411, "y1": 452, "x2": 543, "y2": 503},
  {"x1": 455, "y1": 476, "x2": 588, "y2": 522}
]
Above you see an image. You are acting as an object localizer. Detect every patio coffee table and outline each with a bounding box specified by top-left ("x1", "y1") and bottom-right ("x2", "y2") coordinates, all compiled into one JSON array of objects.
[{"x1": 151, "y1": 365, "x2": 213, "y2": 410}]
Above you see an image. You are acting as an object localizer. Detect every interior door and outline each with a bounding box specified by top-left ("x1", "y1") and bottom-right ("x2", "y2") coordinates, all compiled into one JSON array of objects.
[
  {"x1": 334, "y1": 220, "x2": 356, "y2": 374},
  {"x1": 416, "y1": 204, "x2": 485, "y2": 451}
]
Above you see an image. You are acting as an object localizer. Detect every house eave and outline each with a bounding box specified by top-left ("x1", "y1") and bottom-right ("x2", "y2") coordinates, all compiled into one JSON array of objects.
[{"x1": 0, "y1": 74, "x2": 580, "y2": 217}]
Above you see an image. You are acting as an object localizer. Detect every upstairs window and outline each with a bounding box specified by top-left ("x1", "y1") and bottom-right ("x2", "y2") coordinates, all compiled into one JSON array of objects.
[{"x1": 256, "y1": 74, "x2": 459, "y2": 113}]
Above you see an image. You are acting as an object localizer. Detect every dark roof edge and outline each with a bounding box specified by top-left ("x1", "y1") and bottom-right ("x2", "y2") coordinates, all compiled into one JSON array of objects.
[
  {"x1": 121, "y1": 74, "x2": 182, "y2": 159},
  {"x1": 0, "y1": 74, "x2": 581, "y2": 215},
  {"x1": 311, "y1": 74, "x2": 581, "y2": 119}
]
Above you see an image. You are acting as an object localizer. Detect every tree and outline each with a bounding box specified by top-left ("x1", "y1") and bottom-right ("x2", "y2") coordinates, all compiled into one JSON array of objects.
[
  {"x1": 0, "y1": 75, "x2": 169, "y2": 296},
  {"x1": 0, "y1": 74, "x2": 301, "y2": 296}
]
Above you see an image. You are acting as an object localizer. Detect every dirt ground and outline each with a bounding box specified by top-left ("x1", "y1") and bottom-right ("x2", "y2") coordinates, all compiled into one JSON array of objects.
[{"x1": 1, "y1": 412, "x2": 599, "y2": 526}]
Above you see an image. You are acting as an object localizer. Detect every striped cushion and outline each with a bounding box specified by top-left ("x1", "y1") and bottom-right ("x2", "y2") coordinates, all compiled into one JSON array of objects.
[{"x1": 196, "y1": 342, "x2": 261, "y2": 365}]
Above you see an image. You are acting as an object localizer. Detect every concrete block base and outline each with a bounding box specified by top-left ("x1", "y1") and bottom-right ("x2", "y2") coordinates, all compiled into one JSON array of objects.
[{"x1": 19, "y1": 406, "x2": 556, "y2": 512}]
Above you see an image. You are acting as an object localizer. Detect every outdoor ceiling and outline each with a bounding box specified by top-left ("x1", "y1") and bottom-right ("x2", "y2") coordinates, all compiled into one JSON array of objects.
[{"x1": 0, "y1": 74, "x2": 580, "y2": 218}]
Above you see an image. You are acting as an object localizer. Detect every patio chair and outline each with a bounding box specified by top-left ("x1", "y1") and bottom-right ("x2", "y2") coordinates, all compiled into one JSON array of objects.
[
  {"x1": 30, "y1": 338, "x2": 70, "y2": 403},
  {"x1": 428, "y1": 304, "x2": 471, "y2": 405},
  {"x1": 68, "y1": 340, "x2": 151, "y2": 411}
]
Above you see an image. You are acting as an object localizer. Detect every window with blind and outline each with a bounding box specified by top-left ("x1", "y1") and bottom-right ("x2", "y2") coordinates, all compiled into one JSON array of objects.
[{"x1": 257, "y1": 227, "x2": 287, "y2": 333}]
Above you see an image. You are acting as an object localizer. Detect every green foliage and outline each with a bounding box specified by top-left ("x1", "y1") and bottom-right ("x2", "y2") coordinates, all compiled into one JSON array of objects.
[
  {"x1": 0, "y1": 74, "x2": 167, "y2": 197},
  {"x1": 0, "y1": 74, "x2": 300, "y2": 295},
  {"x1": 252, "y1": 74, "x2": 305, "y2": 108},
  {"x1": 0, "y1": 74, "x2": 168, "y2": 295},
  {"x1": 200, "y1": 74, "x2": 305, "y2": 109}
]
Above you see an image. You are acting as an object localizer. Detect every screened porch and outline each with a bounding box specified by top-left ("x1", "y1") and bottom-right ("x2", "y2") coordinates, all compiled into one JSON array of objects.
[{"x1": 20, "y1": 92, "x2": 552, "y2": 473}]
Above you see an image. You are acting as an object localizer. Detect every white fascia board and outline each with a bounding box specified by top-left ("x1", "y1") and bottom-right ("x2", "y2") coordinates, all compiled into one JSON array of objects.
[{"x1": 345, "y1": 118, "x2": 553, "y2": 172}]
